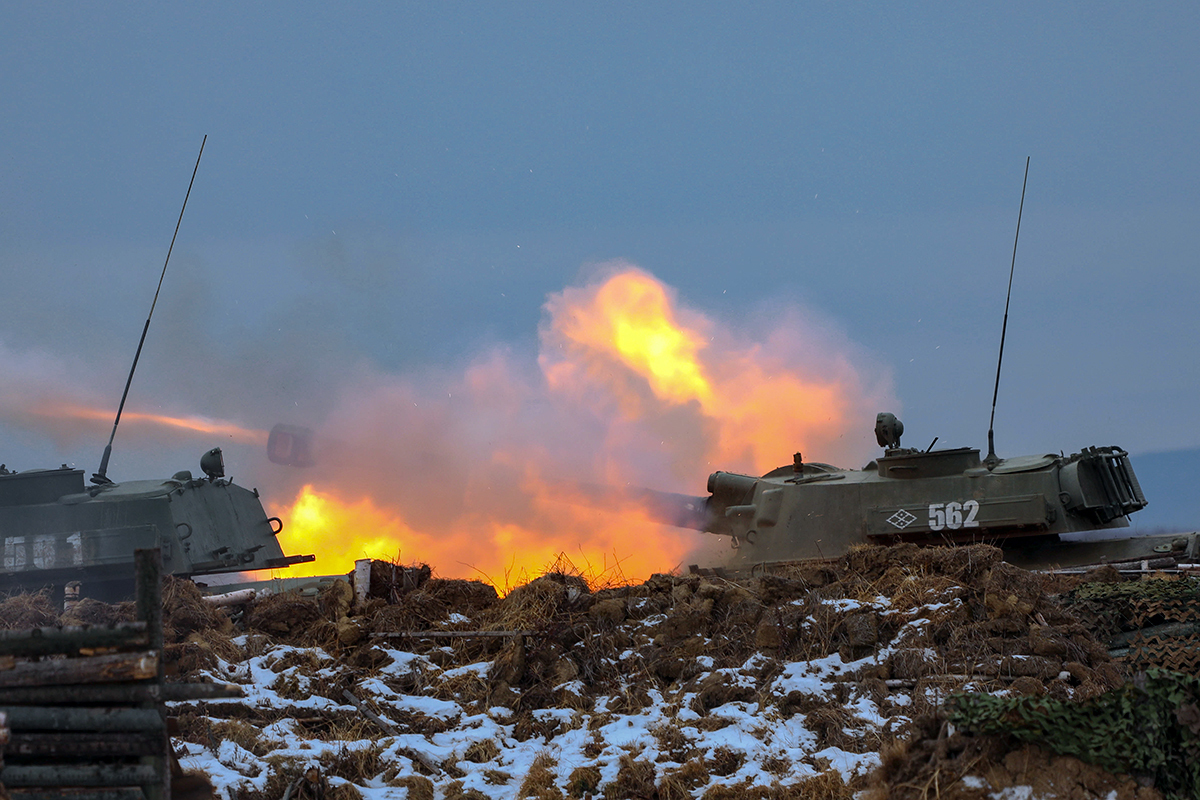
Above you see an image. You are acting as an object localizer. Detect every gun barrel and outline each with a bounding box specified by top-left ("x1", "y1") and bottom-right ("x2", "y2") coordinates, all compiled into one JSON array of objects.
[{"x1": 571, "y1": 483, "x2": 714, "y2": 532}]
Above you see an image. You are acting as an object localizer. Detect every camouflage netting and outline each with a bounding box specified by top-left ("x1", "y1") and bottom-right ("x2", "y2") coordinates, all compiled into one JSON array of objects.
[
  {"x1": 947, "y1": 668, "x2": 1200, "y2": 800},
  {"x1": 1066, "y1": 576, "x2": 1200, "y2": 676}
]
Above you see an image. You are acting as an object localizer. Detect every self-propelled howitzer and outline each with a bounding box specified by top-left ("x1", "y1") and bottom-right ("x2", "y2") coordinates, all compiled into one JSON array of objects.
[
  {"x1": 671, "y1": 413, "x2": 1153, "y2": 569},
  {"x1": 0, "y1": 448, "x2": 313, "y2": 601}
]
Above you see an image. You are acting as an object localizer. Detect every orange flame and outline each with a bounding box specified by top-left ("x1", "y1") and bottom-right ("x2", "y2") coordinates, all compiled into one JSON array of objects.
[
  {"x1": 271, "y1": 265, "x2": 888, "y2": 586},
  {"x1": 542, "y1": 265, "x2": 861, "y2": 475},
  {"x1": 271, "y1": 481, "x2": 694, "y2": 586}
]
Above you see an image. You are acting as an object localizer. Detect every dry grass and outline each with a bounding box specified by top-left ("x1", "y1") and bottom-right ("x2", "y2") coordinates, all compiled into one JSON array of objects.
[
  {"x1": 602, "y1": 752, "x2": 656, "y2": 800},
  {"x1": 270, "y1": 672, "x2": 310, "y2": 701},
  {"x1": 788, "y1": 771, "x2": 855, "y2": 800},
  {"x1": 651, "y1": 722, "x2": 695, "y2": 762},
  {"x1": 244, "y1": 593, "x2": 326, "y2": 643},
  {"x1": 566, "y1": 766, "x2": 601, "y2": 798},
  {"x1": 164, "y1": 575, "x2": 232, "y2": 640},
  {"x1": 60, "y1": 596, "x2": 136, "y2": 626},
  {"x1": 463, "y1": 738, "x2": 501, "y2": 763},
  {"x1": 327, "y1": 783, "x2": 363, "y2": 800},
  {"x1": 388, "y1": 775, "x2": 434, "y2": 799},
  {"x1": 485, "y1": 769, "x2": 514, "y2": 785},
  {"x1": 0, "y1": 591, "x2": 58, "y2": 630},
  {"x1": 517, "y1": 750, "x2": 563, "y2": 799},
  {"x1": 705, "y1": 746, "x2": 745, "y2": 777},
  {"x1": 319, "y1": 710, "x2": 377, "y2": 742},
  {"x1": 761, "y1": 754, "x2": 791, "y2": 776},
  {"x1": 442, "y1": 783, "x2": 490, "y2": 800},
  {"x1": 433, "y1": 667, "x2": 491, "y2": 706},
  {"x1": 209, "y1": 719, "x2": 273, "y2": 756},
  {"x1": 319, "y1": 744, "x2": 384, "y2": 784},
  {"x1": 230, "y1": 759, "x2": 301, "y2": 800},
  {"x1": 658, "y1": 757, "x2": 709, "y2": 800}
]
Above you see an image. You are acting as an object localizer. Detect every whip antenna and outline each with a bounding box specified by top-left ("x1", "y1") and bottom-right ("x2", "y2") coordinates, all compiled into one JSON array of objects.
[
  {"x1": 93, "y1": 135, "x2": 207, "y2": 484},
  {"x1": 985, "y1": 156, "x2": 1030, "y2": 469}
]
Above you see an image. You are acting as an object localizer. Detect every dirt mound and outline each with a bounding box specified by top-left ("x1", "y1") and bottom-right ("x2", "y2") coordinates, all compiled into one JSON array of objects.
[
  {"x1": 60, "y1": 597, "x2": 136, "y2": 627},
  {"x1": 0, "y1": 591, "x2": 58, "y2": 629},
  {"x1": 866, "y1": 735, "x2": 1162, "y2": 800},
  {"x1": 1, "y1": 542, "x2": 1166, "y2": 800},
  {"x1": 164, "y1": 576, "x2": 231, "y2": 641},
  {"x1": 243, "y1": 592, "x2": 326, "y2": 643},
  {"x1": 423, "y1": 578, "x2": 498, "y2": 614}
]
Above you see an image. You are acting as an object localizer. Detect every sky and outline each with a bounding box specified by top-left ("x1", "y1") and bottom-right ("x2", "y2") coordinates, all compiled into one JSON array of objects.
[{"x1": 2, "y1": 3, "x2": 1198, "y2": 560}]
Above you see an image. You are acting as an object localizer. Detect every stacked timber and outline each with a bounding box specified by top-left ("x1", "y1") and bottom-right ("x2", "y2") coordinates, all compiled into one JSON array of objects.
[{"x1": 0, "y1": 549, "x2": 239, "y2": 800}]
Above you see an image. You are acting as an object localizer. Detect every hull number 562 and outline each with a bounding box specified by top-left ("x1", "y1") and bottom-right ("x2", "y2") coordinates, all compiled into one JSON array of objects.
[{"x1": 928, "y1": 500, "x2": 980, "y2": 531}]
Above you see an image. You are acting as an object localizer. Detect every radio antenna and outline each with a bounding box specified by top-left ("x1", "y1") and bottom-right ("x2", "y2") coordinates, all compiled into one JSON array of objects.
[
  {"x1": 93, "y1": 135, "x2": 207, "y2": 484},
  {"x1": 985, "y1": 156, "x2": 1030, "y2": 469}
]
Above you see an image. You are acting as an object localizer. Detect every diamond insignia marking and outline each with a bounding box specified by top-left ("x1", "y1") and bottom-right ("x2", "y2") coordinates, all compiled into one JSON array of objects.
[{"x1": 887, "y1": 509, "x2": 917, "y2": 530}]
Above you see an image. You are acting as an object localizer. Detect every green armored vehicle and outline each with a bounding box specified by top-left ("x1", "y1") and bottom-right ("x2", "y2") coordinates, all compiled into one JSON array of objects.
[
  {"x1": 664, "y1": 412, "x2": 1184, "y2": 571},
  {"x1": 0, "y1": 448, "x2": 313, "y2": 601}
]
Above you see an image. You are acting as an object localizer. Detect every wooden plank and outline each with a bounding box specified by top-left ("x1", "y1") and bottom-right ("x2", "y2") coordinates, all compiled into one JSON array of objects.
[
  {"x1": 2, "y1": 763, "x2": 161, "y2": 787},
  {"x1": 10, "y1": 790, "x2": 145, "y2": 800},
  {"x1": 0, "y1": 680, "x2": 238, "y2": 705},
  {"x1": 0, "y1": 623, "x2": 149, "y2": 657},
  {"x1": 8, "y1": 731, "x2": 166, "y2": 758},
  {"x1": 2, "y1": 706, "x2": 164, "y2": 733},
  {"x1": 0, "y1": 651, "x2": 158, "y2": 688}
]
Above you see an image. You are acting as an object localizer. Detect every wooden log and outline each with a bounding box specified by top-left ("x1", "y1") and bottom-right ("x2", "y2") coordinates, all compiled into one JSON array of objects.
[
  {"x1": 883, "y1": 674, "x2": 1021, "y2": 689},
  {"x1": 340, "y1": 690, "x2": 398, "y2": 736},
  {"x1": 134, "y1": 549, "x2": 169, "y2": 800},
  {"x1": 0, "y1": 623, "x2": 149, "y2": 658},
  {"x1": 161, "y1": 682, "x2": 243, "y2": 701},
  {"x1": 0, "y1": 651, "x2": 158, "y2": 688},
  {"x1": 339, "y1": 690, "x2": 441, "y2": 775},
  {"x1": 2, "y1": 706, "x2": 164, "y2": 733},
  {"x1": 1109, "y1": 621, "x2": 1200, "y2": 649},
  {"x1": 9, "y1": 790, "x2": 145, "y2": 800},
  {"x1": 0, "y1": 681, "x2": 240, "y2": 705},
  {"x1": 201, "y1": 589, "x2": 256, "y2": 607},
  {"x1": 8, "y1": 731, "x2": 166, "y2": 758},
  {"x1": 134, "y1": 550, "x2": 164, "y2": 662},
  {"x1": 1, "y1": 763, "x2": 161, "y2": 787},
  {"x1": 370, "y1": 630, "x2": 534, "y2": 639}
]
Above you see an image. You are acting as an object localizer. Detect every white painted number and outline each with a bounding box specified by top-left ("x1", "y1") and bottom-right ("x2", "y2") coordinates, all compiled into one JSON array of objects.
[
  {"x1": 964, "y1": 499, "x2": 980, "y2": 527},
  {"x1": 928, "y1": 500, "x2": 980, "y2": 531}
]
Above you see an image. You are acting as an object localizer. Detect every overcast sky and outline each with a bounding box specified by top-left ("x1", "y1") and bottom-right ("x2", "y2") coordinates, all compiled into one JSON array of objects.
[{"x1": 2, "y1": 2, "x2": 1197, "y2": 496}]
